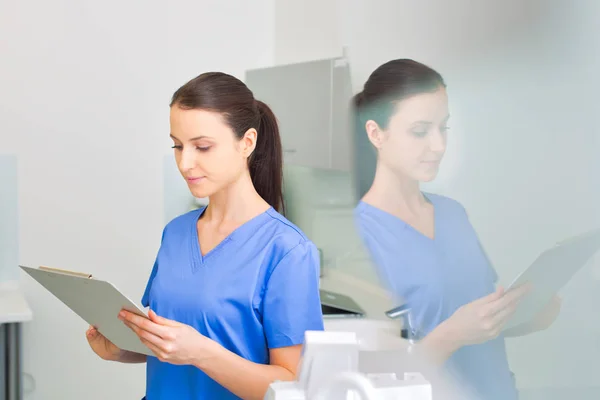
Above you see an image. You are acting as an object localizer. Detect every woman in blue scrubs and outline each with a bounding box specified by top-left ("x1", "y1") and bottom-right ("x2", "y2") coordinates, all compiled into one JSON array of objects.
[
  {"x1": 352, "y1": 59, "x2": 561, "y2": 399},
  {"x1": 86, "y1": 72, "x2": 324, "y2": 399}
]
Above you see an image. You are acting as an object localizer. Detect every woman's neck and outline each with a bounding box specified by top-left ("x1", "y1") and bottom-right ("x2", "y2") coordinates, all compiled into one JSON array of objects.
[
  {"x1": 204, "y1": 171, "x2": 269, "y2": 224},
  {"x1": 363, "y1": 162, "x2": 427, "y2": 216}
]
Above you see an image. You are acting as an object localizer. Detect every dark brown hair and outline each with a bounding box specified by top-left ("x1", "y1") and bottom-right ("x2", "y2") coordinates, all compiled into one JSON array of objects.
[
  {"x1": 170, "y1": 72, "x2": 284, "y2": 213},
  {"x1": 352, "y1": 59, "x2": 446, "y2": 199}
]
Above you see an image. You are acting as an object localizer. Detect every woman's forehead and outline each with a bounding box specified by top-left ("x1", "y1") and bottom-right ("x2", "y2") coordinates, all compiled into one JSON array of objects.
[
  {"x1": 169, "y1": 107, "x2": 231, "y2": 140},
  {"x1": 390, "y1": 90, "x2": 449, "y2": 125}
]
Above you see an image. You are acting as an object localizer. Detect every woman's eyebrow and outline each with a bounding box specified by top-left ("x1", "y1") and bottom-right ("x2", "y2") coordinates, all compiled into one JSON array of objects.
[{"x1": 170, "y1": 134, "x2": 211, "y2": 141}]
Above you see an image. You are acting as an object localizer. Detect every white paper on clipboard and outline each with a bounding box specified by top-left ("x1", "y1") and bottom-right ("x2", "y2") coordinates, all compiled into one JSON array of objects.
[
  {"x1": 20, "y1": 265, "x2": 153, "y2": 356},
  {"x1": 503, "y1": 228, "x2": 600, "y2": 330}
]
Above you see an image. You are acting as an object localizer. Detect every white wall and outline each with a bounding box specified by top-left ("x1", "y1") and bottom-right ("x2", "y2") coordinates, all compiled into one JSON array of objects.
[
  {"x1": 0, "y1": 155, "x2": 18, "y2": 282},
  {"x1": 274, "y1": 0, "x2": 341, "y2": 65},
  {"x1": 276, "y1": 0, "x2": 600, "y2": 394},
  {"x1": 0, "y1": 1, "x2": 274, "y2": 399}
]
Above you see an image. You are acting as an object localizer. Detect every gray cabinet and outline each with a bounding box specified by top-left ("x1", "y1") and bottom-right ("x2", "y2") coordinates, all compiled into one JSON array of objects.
[{"x1": 245, "y1": 57, "x2": 354, "y2": 171}]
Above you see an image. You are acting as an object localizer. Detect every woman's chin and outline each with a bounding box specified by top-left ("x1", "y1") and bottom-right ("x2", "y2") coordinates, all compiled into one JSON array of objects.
[
  {"x1": 417, "y1": 172, "x2": 439, "y2": 183},
  {"x1": 188, "y1": 185, "x2": 213, "y2": 199}
]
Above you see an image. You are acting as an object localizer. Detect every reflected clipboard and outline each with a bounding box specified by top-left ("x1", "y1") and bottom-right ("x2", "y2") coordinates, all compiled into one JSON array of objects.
[
  {"x1": 504, "y1": 228, "x2": 600, "y2": 330},
  {"x1": 20, "y1": 265, "x2": 153, "y2": 356}
]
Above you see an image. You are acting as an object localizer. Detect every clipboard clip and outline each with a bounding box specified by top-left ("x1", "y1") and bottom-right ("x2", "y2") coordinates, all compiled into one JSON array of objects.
[{"x1": 39, "y1": 266, "x2": 93, "y2": 279}]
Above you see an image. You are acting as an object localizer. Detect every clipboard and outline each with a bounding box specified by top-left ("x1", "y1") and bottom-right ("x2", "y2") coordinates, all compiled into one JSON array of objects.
[
  {"x1": 20, "y1": 265, "x2": 154, "y2": 356},
  {"x1": 504, "y1": 228, "x2": 600, "y2": 330}
]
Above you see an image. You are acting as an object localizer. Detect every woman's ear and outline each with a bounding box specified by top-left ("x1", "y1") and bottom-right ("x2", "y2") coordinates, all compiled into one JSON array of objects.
[
  {"x1": 240, "y1": 128, "x2": 258, "y2": 157},
  {"x1": 365, "y1": 120, "x2": 385, "y2": 149}
]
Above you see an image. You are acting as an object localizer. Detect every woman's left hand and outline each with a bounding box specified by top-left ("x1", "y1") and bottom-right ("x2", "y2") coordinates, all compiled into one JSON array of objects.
[
  {"x1": 532, "y1": 294, "x2": 562, "y2": 331},
  {"x1": 502, "y1": 293, "x2": 562, "y2": 338},
  {"x1": 119, "y1": 309, "x2": 219, "y2": 366}
]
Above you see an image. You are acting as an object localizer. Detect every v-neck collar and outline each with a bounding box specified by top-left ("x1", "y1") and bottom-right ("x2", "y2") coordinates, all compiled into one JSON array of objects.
[
  {"x1": 358, "y1": 193, "x2": 438, "y2": 242},
  {"x1": 190, "y1": 206, "x2": 273, "y2": 271}
]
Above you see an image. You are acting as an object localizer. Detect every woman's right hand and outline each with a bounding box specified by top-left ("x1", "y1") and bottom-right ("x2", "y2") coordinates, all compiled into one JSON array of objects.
[
  {"x1": 445, "y1": 284, "x2": 531, "y2": 346},
  {"x1": 86, "y1": 325, "x2": 122, "y2": 361}
]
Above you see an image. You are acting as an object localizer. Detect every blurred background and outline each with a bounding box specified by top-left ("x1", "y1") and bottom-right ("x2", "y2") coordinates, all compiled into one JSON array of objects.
[{"x1": 1, "y1": 0, "x2": 599, "y2": 398}]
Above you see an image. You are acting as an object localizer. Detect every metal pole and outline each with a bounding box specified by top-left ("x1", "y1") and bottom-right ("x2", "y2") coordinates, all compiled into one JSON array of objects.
[
  {"x1": 6, "y1": 324, "x2": 21, "y2": 400},
  {"x1": 0, "y1": 323, "x2": 6, "y2": 400}
]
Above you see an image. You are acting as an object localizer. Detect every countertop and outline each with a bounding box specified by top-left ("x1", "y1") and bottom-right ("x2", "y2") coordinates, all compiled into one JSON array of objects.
[
  {"x1": 319, "y1": 268, "x2": 396, "y2": 321},
  {"x1": 0, "y1": 281, "x2": 33, "y2": 324}
]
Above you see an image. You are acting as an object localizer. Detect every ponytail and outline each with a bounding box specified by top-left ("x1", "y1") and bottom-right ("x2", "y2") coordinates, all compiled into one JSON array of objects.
[
  {"x1": 351, "y1": 92, "x2": 377, "y2": 201},
  {"x1": 250, "y1": 100, "x2": 284, "y2": 214}
]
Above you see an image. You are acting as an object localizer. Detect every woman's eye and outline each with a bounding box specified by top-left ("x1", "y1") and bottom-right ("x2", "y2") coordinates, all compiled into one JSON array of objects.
[
  {"x1": 171, "y1": 145, "x2": 183, "y2": 150},
  {"x1": 196, "y1": 146, "x2": 211, "y2": 152},
  {"x1": 412, "y1": 131, "x2": 428, "y2": 138}
]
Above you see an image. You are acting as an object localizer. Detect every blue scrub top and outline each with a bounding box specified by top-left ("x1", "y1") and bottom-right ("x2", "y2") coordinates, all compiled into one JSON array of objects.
[
  {"x1": 141, "y1": 206, "x2": 324, "y2": 400},
  {"x1": 354, "y1": 194, "x2": 518, "y2": 400}
]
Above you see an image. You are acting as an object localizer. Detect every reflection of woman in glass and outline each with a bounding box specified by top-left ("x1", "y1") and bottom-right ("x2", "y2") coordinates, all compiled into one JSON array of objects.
[{"x1": 352, "y1": 59, "x2": 561, "y2": 399}]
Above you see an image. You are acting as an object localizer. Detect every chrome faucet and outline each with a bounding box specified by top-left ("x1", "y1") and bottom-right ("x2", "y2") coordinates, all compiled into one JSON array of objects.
[{"x1": 385, "y1": 304, "x2": 419, "y2": 342}]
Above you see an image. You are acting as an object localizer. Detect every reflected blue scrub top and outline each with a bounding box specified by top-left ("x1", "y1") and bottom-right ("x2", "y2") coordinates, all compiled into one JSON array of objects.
[
  {"x1": 141, "y1": 206, "x2": 324, "y2": 400},
  {"x1": 354, "y1": 194, "x2": 517, "y2": 400}
]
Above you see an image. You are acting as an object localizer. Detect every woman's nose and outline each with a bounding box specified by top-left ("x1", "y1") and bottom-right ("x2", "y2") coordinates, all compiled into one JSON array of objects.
[
  {"x1": 178, "y1": 148, "x2": 196, "y2": 171},
  {"x1": 429, "y1": 130, "x2": 446, "y2": 153}
]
